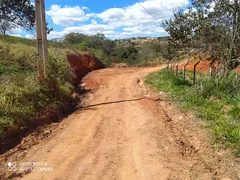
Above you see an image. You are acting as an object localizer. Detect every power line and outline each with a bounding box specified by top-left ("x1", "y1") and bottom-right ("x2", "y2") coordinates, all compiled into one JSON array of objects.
[{"x1": 135, "y1": 0, "x2": 161, "y2": 24}]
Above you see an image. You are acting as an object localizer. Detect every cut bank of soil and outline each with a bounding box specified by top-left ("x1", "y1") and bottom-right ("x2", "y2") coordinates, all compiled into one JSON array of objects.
[
  {"x1": 0, "y1": 53, "x2": 104, "y2": 155},
  {"x1": 0, "y1": 66, "x2": 239, "y2": 180},
  {"x1": 68, "y1": 53, "x2": 105, "y2": 86}
]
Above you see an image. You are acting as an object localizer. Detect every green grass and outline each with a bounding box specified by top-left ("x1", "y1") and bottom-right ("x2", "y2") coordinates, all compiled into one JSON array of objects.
[
  {"x1": 0, "y1": 35, "x2": 85, "y2": 137},
  {"x1": 0, "y1": 60, "x2": 74, "y2": 136},
  {"x1": 146, "y1": 68, "x2": 240, "y2": 157},
  {"x1": 0, "y1": 34, "x2": 36, "y2": 47}
]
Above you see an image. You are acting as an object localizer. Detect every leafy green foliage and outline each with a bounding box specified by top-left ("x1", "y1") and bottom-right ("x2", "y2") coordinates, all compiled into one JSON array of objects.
[
  {"x1": 0, "y1": 0, "x2": 35, "y2": 31},
  {"x1": 146, "y1": 69, "x2": 240, "y2": 156},
  {"x1": 162, "y1": 0, "x2": 240, "y2": 73},
  {"x1": 113, "y1": 43, "x2": 139, "y2": 65},
  {"x1": 63, "y1": 32, "x2": 167, "y2": 67}
]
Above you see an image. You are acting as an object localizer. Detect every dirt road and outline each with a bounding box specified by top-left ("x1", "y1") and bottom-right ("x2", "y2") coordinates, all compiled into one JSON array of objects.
[{"x1": 1, "y1": 67, "x2": 239, "y2": 180}]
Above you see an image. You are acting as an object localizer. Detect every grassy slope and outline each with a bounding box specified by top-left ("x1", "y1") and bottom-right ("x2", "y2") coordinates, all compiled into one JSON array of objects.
[
  {"x1": 0, "y1": 35, "x2": 87, "y2": 136},
  {"x1": 0, "y1": 34, "x2": 90, "y2": 75},
  {"x1": 146, "y1": 69, "x2": 240, "y2": 157}
]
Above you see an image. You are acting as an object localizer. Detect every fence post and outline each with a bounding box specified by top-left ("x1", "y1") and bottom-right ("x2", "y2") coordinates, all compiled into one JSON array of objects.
[
  {"x1": 193, "y1": 61, "x2": 200, "y2": 84},
  {"x1": 167, "y1": 61, "x2": 170, "y2": 69},
  {"x1": 183, "y1": 62, "x2": 189, "y2": 80},
  {"x1": 210, "y1": 59, "x2": 216, "y2": 77},
  {"x1": 176, "y1": 65, "x2": 178, "y2": 76}
]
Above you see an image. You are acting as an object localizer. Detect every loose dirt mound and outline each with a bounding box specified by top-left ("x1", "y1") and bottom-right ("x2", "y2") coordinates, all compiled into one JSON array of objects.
[{"x1": 68, "y1": 53, "x2": 105, "y2": 86}]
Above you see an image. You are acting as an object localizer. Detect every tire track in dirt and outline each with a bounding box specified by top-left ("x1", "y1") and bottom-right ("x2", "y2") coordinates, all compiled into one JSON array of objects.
[{"x1": 0, "y1": 66, "x2": 239, "y2": 180}]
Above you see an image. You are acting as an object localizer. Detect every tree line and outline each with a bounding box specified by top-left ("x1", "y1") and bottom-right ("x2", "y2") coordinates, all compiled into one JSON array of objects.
[{"x1": 63, "y1": 32, "x2": 167, "y2": 66}]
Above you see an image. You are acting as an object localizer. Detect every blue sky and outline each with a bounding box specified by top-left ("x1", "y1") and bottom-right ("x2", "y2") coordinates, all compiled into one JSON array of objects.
[{"x1": 15, "y1": 0, "x2": 189, "y2": 39}]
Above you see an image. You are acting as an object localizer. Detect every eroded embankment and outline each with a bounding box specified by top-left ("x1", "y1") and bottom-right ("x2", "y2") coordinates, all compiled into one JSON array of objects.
[
  {"x1": 67, "y1": 53, "x2": 105, "y2": 86},
  {"x1": 0, "y1": 53, "x2": 105, "y2": 154}
]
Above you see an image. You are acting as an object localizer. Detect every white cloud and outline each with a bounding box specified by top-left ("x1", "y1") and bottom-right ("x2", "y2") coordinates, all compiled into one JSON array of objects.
[
  {"x1": 154, "y1": 27, "x2": 166, "y2": 33},
  {"x1": 6, "y1": 26, "x2": 23, "y2": 37},
  {"x1": 98, "y1": 8, "x2": 125, "y2": 22},
  {"x1": 46, "y1": 0, "x2": 188, "y2": 39},
  {"x1": 82, "y1": 6, "x2": 89, "y2": 11},
  {"x1": 47, "y1": 23, "x2": 115, "y2": 39},
  {"x1": 123, "y1": 26, "x2": 143, "y2": 32},
  {"x1": 91, "y1": 19, "x2": 97, "y2": 24},
  {"x1": 47, "y1": 31, "x2": 66, "y2": 39},
  {"x1": 25, "y1": 34, "x2": 36, "y2": 39},
  {"x1": 46, "y1": 5, "x2": 92, "y2": 26},
  {"x1": 11, "y1": 27, "x2": 22, "y2": 34},
  {"x1": 65, "y1": 24, "x2": 113, "y2": 34},
  {"x1": 98, "y1": 0, "x2": 189, "y2": 27},
  {"x1": 47, "y1": 23, "x2": 167, "y2": 40},
  {"x1": 9, "y1": 34, "x2": 22, "y2": 38}
]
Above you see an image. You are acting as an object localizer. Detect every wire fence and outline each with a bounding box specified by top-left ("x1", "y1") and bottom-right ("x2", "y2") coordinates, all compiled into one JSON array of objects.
[{"x1": 167, "y1": 59, "x2": 228, "y2": 87}]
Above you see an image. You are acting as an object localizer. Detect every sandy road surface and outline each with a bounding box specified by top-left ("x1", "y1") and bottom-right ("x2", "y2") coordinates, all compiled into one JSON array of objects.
[{"x1": 1, "y1": 67, "x2": 240, "y2": 180}]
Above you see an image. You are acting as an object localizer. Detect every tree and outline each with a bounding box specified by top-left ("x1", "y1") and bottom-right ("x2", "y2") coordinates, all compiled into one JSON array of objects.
[
  {"x1": 163, "y1": 0, "x2": 240, "y2": 75},
  {"x1": 87, "y1": 33, "x2": 106, "y2": 49},
  {"x1": 162, "y1": 7, "x2": 199, "y2": 59},
  {"x1": 0, "y1": 0, "x2": 52, "y2": 35},
  {"x1": 0, "y1": 20, "x2": 15, "y2": 35},
  {"x1": 0, "y1": 0, "x2": 35, "y2": 31},
  {"x1": 113, "y1": 44, "x2": 139, "y2": 65},
  {"x1": 64, "y1": 33, "x2": 88, "y2": 44}
]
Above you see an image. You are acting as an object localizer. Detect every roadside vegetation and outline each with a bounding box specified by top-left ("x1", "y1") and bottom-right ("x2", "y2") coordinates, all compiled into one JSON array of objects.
[
  {"x1": 0, "y1": 34, "x2": 80, "y2": 137},
  {"x1": 162, "y1": 0, "x2": 240, "y2": 74},
  {"x1": 146, "y1": 68, "x2": 240, "y2": 157}
]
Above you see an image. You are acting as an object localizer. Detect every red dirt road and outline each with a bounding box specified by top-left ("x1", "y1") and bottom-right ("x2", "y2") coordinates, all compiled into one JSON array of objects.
[{"x1": 1, "y1": 67, "x2": 239, "y2": 180}]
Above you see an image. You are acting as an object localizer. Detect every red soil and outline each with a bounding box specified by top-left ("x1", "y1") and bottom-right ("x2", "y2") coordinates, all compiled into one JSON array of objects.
[
  {"x1": 68, "y1": 53, "x2": 105, "y2": 86},
  {"x1": 173, "y1": 60, "x2": 219, "y2": 73},
  {"x1": 234, "y1": 65, "x2": 240, "y2": 73}
]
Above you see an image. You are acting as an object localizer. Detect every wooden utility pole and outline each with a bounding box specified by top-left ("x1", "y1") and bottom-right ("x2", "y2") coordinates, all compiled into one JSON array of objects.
[{"x1": 35, "y1": 0, "x2": 48, "y2": 80}]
